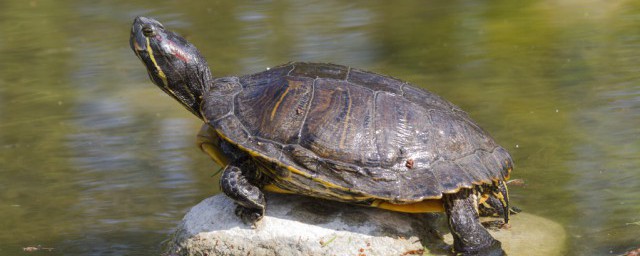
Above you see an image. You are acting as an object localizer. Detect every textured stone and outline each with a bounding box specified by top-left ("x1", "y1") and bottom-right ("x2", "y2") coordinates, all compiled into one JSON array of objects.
[{"x1": 166, "y1": 193, "x2": 566, "y2": 256}]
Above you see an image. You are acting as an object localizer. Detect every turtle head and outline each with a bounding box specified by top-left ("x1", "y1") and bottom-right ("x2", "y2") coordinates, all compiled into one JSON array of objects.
[{"x1": 130, "y1": 16, "x2": 212, "y2": 119}]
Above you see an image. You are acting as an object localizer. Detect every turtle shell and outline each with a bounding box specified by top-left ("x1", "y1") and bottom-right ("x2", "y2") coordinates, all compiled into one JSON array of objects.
[{"x1": 201, "y1": 62, "x2": 512, "y2": 204}]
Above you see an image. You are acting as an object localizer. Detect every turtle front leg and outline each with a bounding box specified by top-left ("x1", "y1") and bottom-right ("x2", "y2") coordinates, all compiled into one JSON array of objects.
[
  {"x1": 443, "y1": 189, "x2": 504, "y2": 256},
  {"x1": 220, "y1": 160, "x2": 266, "y2": 226}
]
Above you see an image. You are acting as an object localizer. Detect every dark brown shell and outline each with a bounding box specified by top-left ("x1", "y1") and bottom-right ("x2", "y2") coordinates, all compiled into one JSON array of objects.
[{"x1": 203, "y1": 62, "x2": 512, "y2": 203}]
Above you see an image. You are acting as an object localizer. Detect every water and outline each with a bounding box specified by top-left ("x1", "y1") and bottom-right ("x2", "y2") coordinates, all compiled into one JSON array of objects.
[{"x1": 0, "y1": 1, "x2": 638, "y2": 255}]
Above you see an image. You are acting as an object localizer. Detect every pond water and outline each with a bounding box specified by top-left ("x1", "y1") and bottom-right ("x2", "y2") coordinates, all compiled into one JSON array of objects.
[{"x1": 0, "y1": 1, "x2": 638, "y2": 255}]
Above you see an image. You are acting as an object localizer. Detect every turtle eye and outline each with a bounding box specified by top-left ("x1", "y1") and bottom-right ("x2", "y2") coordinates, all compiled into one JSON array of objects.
[{"x1": 142, "y1": 26, "x2": 155, "y2": 37}]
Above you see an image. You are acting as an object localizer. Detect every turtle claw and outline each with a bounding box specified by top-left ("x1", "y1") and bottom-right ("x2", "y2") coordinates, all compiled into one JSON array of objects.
[
  {"x1": 220, "y1": 161, "x2": 267, "y2": 228},
  {"x1": 235, "y1": 205, "x2": 264, "y2": 227},
  {"x1": 481, "y1": 220, "x2": 512, "y2": 231}
]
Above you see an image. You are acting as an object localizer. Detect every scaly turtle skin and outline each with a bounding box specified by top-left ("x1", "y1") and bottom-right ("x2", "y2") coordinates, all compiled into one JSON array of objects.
[{"x1": 131, "y1": 16, "x2": 513, "y2": 255}]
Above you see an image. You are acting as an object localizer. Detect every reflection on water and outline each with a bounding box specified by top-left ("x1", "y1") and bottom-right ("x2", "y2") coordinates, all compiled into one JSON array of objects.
[
  {"x1": 0, "y1": 0, "x2": 638, "y2": 255},
  {"x1": 65, "y1": 98, "x2": 202, "y2": 254},
  {"x1": 569, "y1": 74, "x2": 640, "y2": 252}
]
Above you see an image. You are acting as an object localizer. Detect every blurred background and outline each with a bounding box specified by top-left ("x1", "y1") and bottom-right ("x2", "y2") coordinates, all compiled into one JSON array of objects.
[{"x1": 0, "y1": 0, "x2": 638, "y2": 255}]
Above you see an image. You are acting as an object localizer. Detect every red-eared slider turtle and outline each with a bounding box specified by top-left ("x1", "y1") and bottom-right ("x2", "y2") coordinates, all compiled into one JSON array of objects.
[{"x1": 130, "y1": 17, "x2": 513, "y2": 255}]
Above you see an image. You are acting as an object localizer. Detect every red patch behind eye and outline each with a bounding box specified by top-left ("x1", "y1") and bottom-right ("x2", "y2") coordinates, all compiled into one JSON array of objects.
[
  {"x1": 174, "y1": 51, "x2": 189, "y2": 63},
  {"x1": 168, "y1": 40, "x2": 190, "y2": 63}
]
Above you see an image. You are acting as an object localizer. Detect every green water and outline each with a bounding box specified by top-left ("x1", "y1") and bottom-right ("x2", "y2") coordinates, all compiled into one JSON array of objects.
[{"x1": 0, "y1": 1, "x2": 638, "y2": 255}]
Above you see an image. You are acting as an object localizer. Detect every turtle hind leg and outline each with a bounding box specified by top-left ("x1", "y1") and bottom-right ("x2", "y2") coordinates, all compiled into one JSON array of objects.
[
  {"x1": 479, "y1": 180, "x2": 519, "y2": 229},
  {"x1": 479, "y1": 197, "x2": 521, "y2": 217},
  {"x1": 220, "y1": 160, "x2": 266, "y2": 226},
  {"x1": 443, "y1": 189, "x2": 505, "y2": 256},
  {"x1": 494, "y1": 180, "x2": 511, "y2": 224}
]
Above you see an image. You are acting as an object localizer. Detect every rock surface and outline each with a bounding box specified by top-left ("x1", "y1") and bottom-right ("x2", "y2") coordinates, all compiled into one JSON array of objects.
[{"x1": 166, "y1": 193, "x2": 566, "y2": 256}]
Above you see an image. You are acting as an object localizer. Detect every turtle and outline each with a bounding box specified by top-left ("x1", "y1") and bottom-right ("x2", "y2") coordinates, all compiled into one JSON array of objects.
[{"x1": 130, "y1": 16, "x2": 513, "y2": 255}]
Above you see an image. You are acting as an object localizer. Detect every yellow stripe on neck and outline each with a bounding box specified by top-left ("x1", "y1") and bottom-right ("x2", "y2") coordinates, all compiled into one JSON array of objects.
[{"x1": 145, "y1": 37, "x2": 169, "y2": 87}]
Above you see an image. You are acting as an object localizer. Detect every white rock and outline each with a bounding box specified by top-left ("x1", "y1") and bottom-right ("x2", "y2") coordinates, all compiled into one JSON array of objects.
[{"x1": 166, "y1": 193, "x2": 566, "y2": 256}]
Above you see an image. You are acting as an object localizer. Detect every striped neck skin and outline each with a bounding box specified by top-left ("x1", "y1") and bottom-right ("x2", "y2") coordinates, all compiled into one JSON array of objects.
[{"x1": 130, "y1": 16, "x2": 213, "y2": 119}]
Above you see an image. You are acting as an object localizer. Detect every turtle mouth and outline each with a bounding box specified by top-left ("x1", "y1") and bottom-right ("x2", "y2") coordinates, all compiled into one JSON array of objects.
[
  {"x1": 130, "y1": 18, "x2": 148, "y2": 53},
  {"x1": 130, "y1": 16, "x2": 165, "y2": 54},
  {"x1": 130, "y1": 36, "x2": 145, "y2": 53}
]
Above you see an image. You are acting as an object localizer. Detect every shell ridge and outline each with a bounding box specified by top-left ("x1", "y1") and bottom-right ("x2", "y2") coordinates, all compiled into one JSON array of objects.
[
  {"x1": 371, "y1": 91, "x2": 381, "y2": 167},
  {"x1": 295, "y1": 77, "x2": 317, "y2": 145},
  {"x1": 344, "y1": 66, "x2": 352, "y2": 81},
  {"x1": 286, "y1": 63, "x2": 296, "y2": 76}
]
